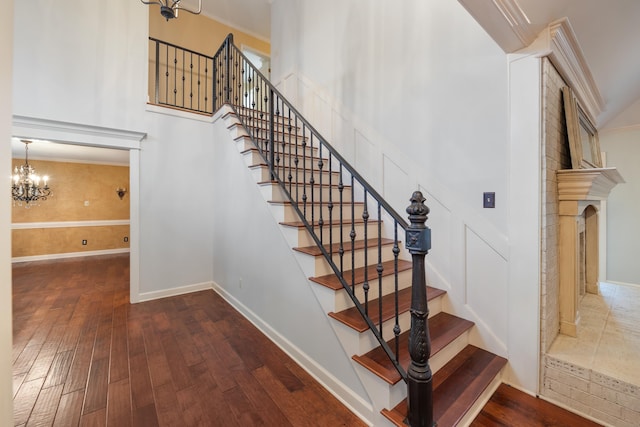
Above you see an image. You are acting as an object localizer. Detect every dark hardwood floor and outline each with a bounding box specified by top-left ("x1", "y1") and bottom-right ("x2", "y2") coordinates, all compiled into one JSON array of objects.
[
  {"x1": 471, "y1": 384, "x2": 602, "y2": 426},
  {"x1": 12, "y1": 254, "x2": 366, "y2": 426}
]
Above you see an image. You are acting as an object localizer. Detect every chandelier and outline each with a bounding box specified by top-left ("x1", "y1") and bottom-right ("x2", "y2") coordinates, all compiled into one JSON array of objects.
[
  {"x1": 140, "y1": 0, "x2": 202, "y2": 20},
  {"x1": 12, "y1": 140, "x2": 51, "y2": 207}
]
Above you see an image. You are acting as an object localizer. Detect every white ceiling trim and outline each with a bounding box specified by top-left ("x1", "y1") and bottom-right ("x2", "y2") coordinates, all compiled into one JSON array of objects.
[
  {"x1": 12, "y1": 116, "x2": 147, "y2": 150},
  {"x1": 529, "y1": 18, "x2": 604, "y2": 124},
  {"x1": 458, "y1": 0, "x2": 537, "y2": 53}
]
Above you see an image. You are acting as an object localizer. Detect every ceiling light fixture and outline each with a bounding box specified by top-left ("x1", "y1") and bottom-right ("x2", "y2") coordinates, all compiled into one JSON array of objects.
[
  {"x1": 140, "y1": 0, "x2": 202, "y2": 21},
  {"x1": 12, "y1": 140, "x2": 51, "y2": 207}
]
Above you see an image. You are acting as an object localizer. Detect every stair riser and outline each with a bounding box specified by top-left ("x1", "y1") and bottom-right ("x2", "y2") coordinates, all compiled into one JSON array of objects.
[
  {"x1": 238, "y1": 137, "x2": 319, "y2": 158},
  {"x1": 335, "y1": 295, "x2": 443, "y2": 356},
  {"x1": 281, "y1": 221, "x2": 379, "y2": 248},
  {"x1": 265, "y1": 183, "x2": 354, "y2": 205},
  {"x1": 308, "y1": 244, "x2": 400, "y2": 277},
  {"x1": 252, "y1": 166, "x2": 343, "y2": 191},
  {"x1": 276, "y1": 201, "x2": 365, "y2": 222},
  {"x1": 331, "y1": 269, "x2": 412, "y2": 312},
  {"x1": 243, "y1": 150, "x2": 329, "y2": 171},
  {"x1": 239, "y1": 112, "x2": 296, "y2": 127}
]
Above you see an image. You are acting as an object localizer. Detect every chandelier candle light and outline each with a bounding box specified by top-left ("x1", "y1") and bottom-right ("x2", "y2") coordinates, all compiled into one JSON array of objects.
[{"x1": 12, "y1": 140, "x2": 51, "y2": 207}]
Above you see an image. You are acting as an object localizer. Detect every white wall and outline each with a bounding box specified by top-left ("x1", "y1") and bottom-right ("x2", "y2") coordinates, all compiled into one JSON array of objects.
[
  {"x1": 12, "y1": 0, "x2": 147, "y2": 130},
  {"x1": 12, "y1": 1, "x2": 217, "y2": 298},
  {"x1": 600, "y1": 126, "x2": 640, "y2": 285},
  {"x1": 271, "y1": 0, "x2": 540, "y2": 392},
  {"x1": 138, "y1": 111, "x2": 216, "y2": 298},
  {"x1": 1, "y1": 2, "x2": 15, "y2": 425}
]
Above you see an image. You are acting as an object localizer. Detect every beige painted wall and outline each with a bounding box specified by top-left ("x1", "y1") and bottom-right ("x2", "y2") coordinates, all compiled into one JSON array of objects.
[
  {"x1": 149, "y1": 9, "x2": 269, "y2": 57},
  {"x1": 12, "y1": 160, "x2": 130, "y2": 257},
  {"x1": 147, "y1": 10, "x2": 270, "y2": 111}
]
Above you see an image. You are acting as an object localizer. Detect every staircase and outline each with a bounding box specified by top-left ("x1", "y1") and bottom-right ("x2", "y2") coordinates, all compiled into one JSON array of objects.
[
  {"x1": 220, "y1": 105, "x2": 506, "y2": 426},
  {"x1": 149, "y1": 34, "x2": 507, "y2": 426}
]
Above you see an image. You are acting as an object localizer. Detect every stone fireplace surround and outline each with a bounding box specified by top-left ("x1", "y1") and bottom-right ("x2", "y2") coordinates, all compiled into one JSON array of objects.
[{"x1": 556, "y1": 168, "x2": 623, "y2": 337}]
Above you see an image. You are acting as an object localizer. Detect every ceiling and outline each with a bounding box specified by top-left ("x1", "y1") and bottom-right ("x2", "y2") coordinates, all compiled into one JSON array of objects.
[
  {"x1": 18, "y1": 0, "x2": 638, "y2": 163},
  {"x1": 459, "y1": 0, "x2": 640, "y2": 129}
]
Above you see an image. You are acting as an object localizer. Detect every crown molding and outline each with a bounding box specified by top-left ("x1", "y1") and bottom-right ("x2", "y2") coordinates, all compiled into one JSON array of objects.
[
  {"x1": 546, "y1": 19, "x2": 604, "y2": 123},
  {"x1": 527, "y1": 18, "x2": 604, "y2": 124},
  {"x1": 12, "y1": 116, "x2": 146, "y2": 150},
  {"x1": 458, "y1": 0, "x2": 537, "y2": 53}
]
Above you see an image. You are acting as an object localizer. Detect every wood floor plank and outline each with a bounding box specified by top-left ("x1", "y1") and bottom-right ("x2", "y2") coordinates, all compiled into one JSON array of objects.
[
  {"x1": 106, "y1": 378, "x2": 132, "y2": 427},
  {"x1": 53, "y1": 390, "x2": 84, "y2": 427},
  {"x1": 13, "y1": 377, "x2": 45, "y2": 425},
  {"x1": 470, "y1": 384, "x2": 603, "y2": 427},
  {"x1": 26, "y1": 383, "x2": 64, "y2": 427},
  {"x1": 13, "y1": 254, "x2": 366, "y2": 426},
  {"x1": 82, "y1": 357, "x2": 109, "y2": 415}
]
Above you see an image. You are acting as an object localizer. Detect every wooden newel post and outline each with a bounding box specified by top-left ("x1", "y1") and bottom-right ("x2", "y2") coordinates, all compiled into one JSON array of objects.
[{"x1": 405, "y1": 191, "x2": 435, "y2": 427}]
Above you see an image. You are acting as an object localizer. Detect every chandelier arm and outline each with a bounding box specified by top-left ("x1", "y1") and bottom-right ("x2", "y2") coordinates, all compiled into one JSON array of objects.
[
  {"x1": 140, "y1": 0, "x2": 166, "y2": 6},
  {"x1": 176, "y1": 0, "x2": 202, "y2": 15}
]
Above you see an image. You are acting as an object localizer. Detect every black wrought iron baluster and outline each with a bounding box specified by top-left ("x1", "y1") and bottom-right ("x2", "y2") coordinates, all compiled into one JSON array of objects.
[
  {"x1": 317, "y1": 142, "x2": 324, "y2": 245},
  {"x1": 294, "y1": 116, "x2": 300, "y2": 206},
  {"x1": 362, "y1": 189, "x2": 369, "y2": 316},
  {"x1": 204, "y1": 56, "x2": 209, "y2": 112},
  {"x1": 173, "y1": 47, "x2": 178, "y2": 105},
  {"x1": 350, "y1": 175, "x2": 356, "y2": 294},
  {"x1": 405, "y1": 191, "x2": 433, "y2": 427},
  {"x1": 196, "y1": 55, "x2": 201, "y2": 111},
  {"x1": 243, "y1": 57, "x2": 249, "y2": 111},
  {"x1": 287, "y1": 109, "x2": 293, "y2": 194},
  {"x1": 393, "y1": 221, "x2": 401, "y2": 359},
  {"x1": 269, "y1": 88, "x2": 275, "y2": 180},
  {"x1": 188, "y1": 52, "x2": 192, "y2": 109},
  {"x1": 165, "y1": 45, "x2": 169, "y2": 105},
  {"x1": 154, "y1": 39, "x2": 160, "y2": 104},
  {"x1": 377, "y1": 202, "x2": 384, "y2": 336},
  {"x1": 181, "y1": 50, "x2": 185, "y2": 107},
  {"x1": 234, "y1": 54, "x2": 241, "y2": 106},
  {"x1": 328, "y1": 154, "x2": 334, "y2": 263},
  {"x1": 338, "y1": 164, "x2": 344, "y2": 277},
  {"x1": 309, "y1": 134, "x2": 316, "y2": 236},
  {"x1": 301, "y1": 126, "x2": 308, "y2": 218},
  {"x1": 224, "y1": 37, "x2": 231, "y2": 104},
  {"x1": 274, "y1": 99, "x2": 281, "y2": 178}
]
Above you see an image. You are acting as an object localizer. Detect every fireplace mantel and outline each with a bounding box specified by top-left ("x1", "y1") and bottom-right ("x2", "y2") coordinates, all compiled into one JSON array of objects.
[
  {"x1": 556, "y1": 167, "x2": 623, "y2": 336},
  {"x1": 557, "y1": 167, "x2": 624, "y2": 201}
]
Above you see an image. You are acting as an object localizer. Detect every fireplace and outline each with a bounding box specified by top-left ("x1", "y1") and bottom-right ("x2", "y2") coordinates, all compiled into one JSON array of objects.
[{"x1": 557, "y1": 168, "x2": 623, "y2": 337}]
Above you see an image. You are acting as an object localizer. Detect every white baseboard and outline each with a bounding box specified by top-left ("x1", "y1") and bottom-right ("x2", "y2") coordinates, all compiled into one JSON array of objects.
[
  {"x1": 12, "y1": 248, "x2": 130, "y2": 263},
  {"x1": 211, "y1": 282, "x2": 374, "y2": 426},
  {"x1": 137, "y1": 281, "x2": 214, "y2": 303}
]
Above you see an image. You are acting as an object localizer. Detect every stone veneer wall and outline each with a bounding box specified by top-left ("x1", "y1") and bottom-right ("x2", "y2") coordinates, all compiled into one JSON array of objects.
[
  {"x1": 540, "y1": 58, "x2": 640, "y2": 426},
  {"x1": 540, "y1": 58, "x2": 572, "y2": 357}
]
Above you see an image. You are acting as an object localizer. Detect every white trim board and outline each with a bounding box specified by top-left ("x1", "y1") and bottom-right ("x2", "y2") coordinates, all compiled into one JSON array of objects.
[
  {"x1": 12, "y1": 248, "x2": 130, "y2": 263},
  {"x1": 12, "y1": 220, "x2": 130, "y2": 229}
]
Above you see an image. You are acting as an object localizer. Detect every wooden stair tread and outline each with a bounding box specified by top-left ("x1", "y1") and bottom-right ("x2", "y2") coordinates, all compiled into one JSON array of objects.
[
  {"x1": 294, "y1": 238, "x2": 397, "y2": 256},
  {"x1": 381, "y1": 345, "x2": 507, "y2": 427},
  {"x1": 241, "y1": 146, "x2": 325, "y2": 159},
  {"x1": 279, "y1": 218, "x2": 377, "y2": 228},
  {"x1": 328, "y1": 285, "x2": 446, "y2": 332},
  {"x1": 269, "y1": 200, "x2": 364, "y2": 206},
  {"x1": 352, "y1": 312, "x2": 474, "y2": 385},
  {"x1": 310, "y1": 259, "x2": 413, "y2": 291},
  {"x1": 260, "y1": 179, "x2": 346, "y2": 187},
  {"x1": 251, "y1": 163, "x2": 342, "y2": 175}
]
